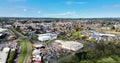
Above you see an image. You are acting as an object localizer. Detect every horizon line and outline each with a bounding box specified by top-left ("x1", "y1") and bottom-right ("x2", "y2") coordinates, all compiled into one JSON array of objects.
[{"x1": 0, "y1": 16, "x2": 120, "y2": 19}]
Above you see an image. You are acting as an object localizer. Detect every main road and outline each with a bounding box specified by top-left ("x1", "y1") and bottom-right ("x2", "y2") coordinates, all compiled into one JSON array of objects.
[
  {"x1": 24, "y1": 38, "x2": 31, "y2": 63},
  {"x1": 10, "y1": 29, "x2": 31, "y2": 63}
]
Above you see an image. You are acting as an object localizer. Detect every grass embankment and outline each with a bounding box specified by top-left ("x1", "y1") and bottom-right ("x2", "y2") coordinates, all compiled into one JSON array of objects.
[
  {"x1": 30, "y1": 41, "x2": 33, "y2": 60},
  {"x1": 7, "y1": 51, "x2": 16, "y2": 63},
  {"x1": 19, "y1": 40, "x2": 27, "y2": 63},
  {"x1": 17, "y1": 39, "x2": 22, "y2": 46}
]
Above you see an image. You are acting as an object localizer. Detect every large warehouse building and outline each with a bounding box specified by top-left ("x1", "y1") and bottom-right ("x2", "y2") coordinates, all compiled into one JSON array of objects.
[
  {"x1": 54, "y1": 40, "x2": 84, "y2": 51},
  {"x1": 37, "y1": 33, "x2": 57, "y2": 42}
]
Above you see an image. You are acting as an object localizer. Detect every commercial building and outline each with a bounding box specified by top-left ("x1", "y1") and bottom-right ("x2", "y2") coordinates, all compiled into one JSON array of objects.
[
  {"x1": 0, "y1": 47, "x2": 10, "y2": 63},
  {"x1": 54, "y1": 40, "x2": 84, "y2": 51},
  {"x1": 84, "y1": 30, "x2": 116, "y2": 40},
  {"x1": 37, "y1": 33, "x2": 57, "y2": 42}
]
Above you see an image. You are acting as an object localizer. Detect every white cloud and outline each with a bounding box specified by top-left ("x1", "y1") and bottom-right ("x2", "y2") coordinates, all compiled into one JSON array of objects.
[
  {"x1": 42, "y1": 11, "x2": 80, "y2": 18},
  {"x1": 16, "y1": 6, "x2": 35, "y2": 10},
  {"x1": 6, "y1": 0, "x2": 27, "y2": 2},
  {"x1": 23, "y1": 9, "x2": 27, "y2": 11},
  {"x1": 44, "y1": 12, "x2": 76, "y2": 16},
  {"x1": 37, "y1": 11, "x2": 41, "y2": 14},
  {"x1": 103, "y1": 4, "x2": 120, "y2": 8},
  {"x1": 66, "y1": 1, "x2": 87, "y2": 5}
]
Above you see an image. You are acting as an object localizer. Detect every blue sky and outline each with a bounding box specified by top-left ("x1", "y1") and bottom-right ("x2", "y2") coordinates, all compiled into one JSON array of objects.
[{"x1": 0, "y1": 0, "x2": 120, "y2": 18}]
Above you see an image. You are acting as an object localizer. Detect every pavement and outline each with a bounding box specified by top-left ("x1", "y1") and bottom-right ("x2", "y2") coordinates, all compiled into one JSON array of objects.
[{"x1": 24, "y1": 39, "x2": 31, "y2": 63}]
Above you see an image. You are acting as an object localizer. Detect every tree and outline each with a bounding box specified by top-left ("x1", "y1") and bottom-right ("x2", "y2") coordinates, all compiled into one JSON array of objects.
[{"x1": 111, "y1": 26, "x2": 115, "y2": 30}]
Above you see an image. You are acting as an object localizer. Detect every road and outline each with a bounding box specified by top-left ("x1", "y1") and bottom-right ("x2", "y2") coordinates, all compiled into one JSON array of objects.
[
  {"x1": 16, "y1": 40, "x2": 24, "y2": 63},
  {"x1": 9, "y1": 29, "x2": 24, "y2": 63},
  {"x1": 10, "y1": 29, "x2": 31, "y2": 63},
  {"x1": 24, "y1": 39, "x2": 31, "y2": 63}
]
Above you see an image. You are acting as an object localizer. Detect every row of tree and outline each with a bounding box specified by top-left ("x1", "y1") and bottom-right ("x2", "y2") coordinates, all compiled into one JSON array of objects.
[{"x1": 63, "y1": 42, "x2": 120, "y2": 63}]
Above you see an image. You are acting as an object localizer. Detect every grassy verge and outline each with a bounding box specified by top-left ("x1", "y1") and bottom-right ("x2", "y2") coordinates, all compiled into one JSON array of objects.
[
  {"x1": 30, "y1": 41, "x2": 33, "y2": 60},
  {"x1": 7, "y1": 51, "x2": 16, "y2": 63},
  {"x1": 17, "y1": 40, "x2": 21, "y2": 46},
  {"x1": 17, "y1": 38, "x2": 25, "y2": 46},
  {"x1": 19, "y1": 40, "x2": 27, "y2": 63}
]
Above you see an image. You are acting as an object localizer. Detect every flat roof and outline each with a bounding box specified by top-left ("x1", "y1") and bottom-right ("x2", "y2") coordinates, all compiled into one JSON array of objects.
[
  {"x1": 37, "y1": 33, "x2": 57, "y2": 36},
  {"x1": 0, "y1": 28, "x2": 7, "y2": 32},
  {"x1": 37, "y1": 33, "x2": 57, "y2": 41},
  {"x1": 0, "y1": 48, "x2": 10, "y2": 63},
  {"x1": 54, "y1": 40, "x2": 84, "y2": 51},
  {"x1": 0, "y1": 52, "x2": 8, "y2": 63},
  {"x1": 34, "y1": 44, "x2": 43, "y2": 47}
]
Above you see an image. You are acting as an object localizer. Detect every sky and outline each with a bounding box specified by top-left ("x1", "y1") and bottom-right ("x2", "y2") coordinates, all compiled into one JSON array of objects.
[{"x1": 0, "y1": 0, "x2": 120, "y2": 18}]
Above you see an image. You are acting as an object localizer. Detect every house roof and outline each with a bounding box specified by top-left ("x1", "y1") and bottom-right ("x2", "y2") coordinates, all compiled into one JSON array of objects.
[{"x1": 32, "y1": 49, "x2": 40, "y2": 55}]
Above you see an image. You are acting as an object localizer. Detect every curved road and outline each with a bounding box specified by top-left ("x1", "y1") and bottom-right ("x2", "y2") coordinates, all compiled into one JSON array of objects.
[
  {"x1": 24, "y1": 39, "x2": 31, "y2": 63},
  {"x1": 11, "y1": 29, "x2": 31, "y2": 63}
]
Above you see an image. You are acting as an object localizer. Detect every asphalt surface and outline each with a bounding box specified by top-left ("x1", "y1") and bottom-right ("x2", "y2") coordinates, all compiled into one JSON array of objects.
[
  {"x1": 10, "y1": 29, "x2": 31, "y2": 63},
  {"x1": 24, "y1": 39, "x2": 31, "y2": 63},
  {"x1": 9, "y1": 29, "x2": 24, "y2": 63},
  {"x1": 16, "y1": 40, "x2": 24, "y2": 63}
]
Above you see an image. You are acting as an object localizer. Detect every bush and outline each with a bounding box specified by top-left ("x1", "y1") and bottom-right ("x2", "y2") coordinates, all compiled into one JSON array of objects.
[
  {"x1": 87, "y1": 39, "x2": 97, "y2": 43},
  {"x1": 17, "y1": 41, "x2": 21, "y2": 46}
]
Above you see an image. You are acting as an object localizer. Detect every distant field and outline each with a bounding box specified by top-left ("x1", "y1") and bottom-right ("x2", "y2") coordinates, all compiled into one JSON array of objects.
[
  {"x1": 96, "y1": 29, "x2": 120, "y2": 35},
  {"x1": 104, "y1": 31, "x2": 120, "y2": 35}
]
